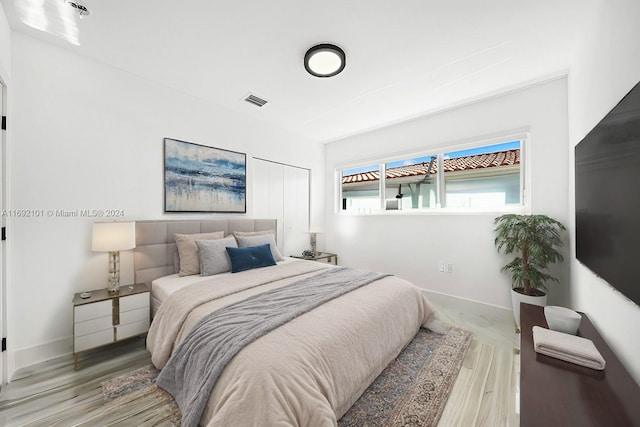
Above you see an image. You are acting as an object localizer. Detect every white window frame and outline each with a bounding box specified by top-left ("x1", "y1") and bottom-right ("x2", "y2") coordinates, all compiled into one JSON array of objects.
[{"x1": 337, "y1": 132, "x2": 530, "y2": 215}]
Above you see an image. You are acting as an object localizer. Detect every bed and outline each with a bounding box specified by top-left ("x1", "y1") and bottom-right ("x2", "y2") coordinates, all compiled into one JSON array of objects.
[{"x1": 135, "y1": 219, "x2": 443, "y2": 427}]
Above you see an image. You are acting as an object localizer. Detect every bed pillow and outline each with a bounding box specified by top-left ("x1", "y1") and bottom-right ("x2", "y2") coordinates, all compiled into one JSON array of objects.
[
  {"x1": 226, "y1": 244, "x2": 277, "y2": 273},
  {"x1": 233, "y1": 229, "x2": 275, "y2": 237},
  {"x1": 174, "y1": 231, "x2": 225, "y2": 276},
  {"x1": 173, "y1": 251, "x2": 181, "y2": 274},
  {"x1": 196, "y1": 236, "x2": 238, "y2": 276},
  {"x1": 233, "y1": 231, "x2": 284, "y2": 262}
]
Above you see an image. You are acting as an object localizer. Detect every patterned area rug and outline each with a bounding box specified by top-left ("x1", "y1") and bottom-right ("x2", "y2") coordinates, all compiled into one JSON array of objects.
[
  {"x1": 102, "y1": 326, "x2": 471, "y2": 426},
  {"x1": 102, "y1": 365, "x2": 181, "y2": 425},
  {"x1": 339, "y1": 327, "x2": 472, "y2": 427}
]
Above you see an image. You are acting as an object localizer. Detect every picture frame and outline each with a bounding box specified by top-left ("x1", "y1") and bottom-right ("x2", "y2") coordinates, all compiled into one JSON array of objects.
[{"x1": 164, "y1": 138, "x2": 246, "y2": 213}]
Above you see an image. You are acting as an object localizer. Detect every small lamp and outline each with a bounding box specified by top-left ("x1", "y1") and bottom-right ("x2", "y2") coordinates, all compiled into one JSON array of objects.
[
  {"x1": 306, "y1": 230, "x2": 323, "y2": 256},
  {"x1": 92, "y1": 221, "x2": 136, "y2": 294}
]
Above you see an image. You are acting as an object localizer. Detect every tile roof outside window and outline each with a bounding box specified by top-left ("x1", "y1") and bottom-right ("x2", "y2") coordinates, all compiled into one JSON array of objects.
[{"x1": 342, "y1": 149, "x2": 520, "y2": 184}]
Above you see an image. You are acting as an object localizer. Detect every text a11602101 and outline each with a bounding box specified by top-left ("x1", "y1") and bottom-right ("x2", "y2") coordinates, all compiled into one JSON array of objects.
[{"x1": 1, "y1": 208, "x2": 126, "y2": 218}]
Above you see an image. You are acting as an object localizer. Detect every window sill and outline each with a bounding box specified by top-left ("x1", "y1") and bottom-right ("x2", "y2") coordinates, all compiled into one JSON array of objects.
[{"x1": 338, "y1": 205, "x2": 529, "y2": 216}]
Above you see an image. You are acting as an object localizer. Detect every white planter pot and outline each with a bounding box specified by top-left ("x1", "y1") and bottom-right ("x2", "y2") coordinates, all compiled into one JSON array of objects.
[{"x1": 511, "y1": 289, "x2": 547, "y2": 329}]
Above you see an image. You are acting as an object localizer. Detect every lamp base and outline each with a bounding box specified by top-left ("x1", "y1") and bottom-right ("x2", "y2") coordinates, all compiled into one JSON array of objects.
[
  {"x1": 107, "y1": 250, "x2": 121, "y2": 294},
  {"x1": 310, "y1": 233, "x2": 317, "y2": 256}
]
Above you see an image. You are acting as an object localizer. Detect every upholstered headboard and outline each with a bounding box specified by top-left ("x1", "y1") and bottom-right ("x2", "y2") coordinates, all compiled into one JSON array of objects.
[{"x1": 134, "y1": 219, "x2": 277, "y2": 288}]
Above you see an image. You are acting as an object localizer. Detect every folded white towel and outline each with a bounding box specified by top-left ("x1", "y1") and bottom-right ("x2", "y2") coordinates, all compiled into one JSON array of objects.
[{"x1": 532, "y1": 326, "x2": 606, "y2": 370}]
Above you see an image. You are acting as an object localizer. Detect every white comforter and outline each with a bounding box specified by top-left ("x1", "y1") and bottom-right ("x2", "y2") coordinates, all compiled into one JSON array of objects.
[{"x1": 146, "y1": 260, "x2": 441, "y2": 426}]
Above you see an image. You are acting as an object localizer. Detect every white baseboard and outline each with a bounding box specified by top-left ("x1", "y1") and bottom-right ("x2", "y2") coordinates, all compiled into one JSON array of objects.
[
  {"x1": 422, "y1": 289, "x2": 513, "y2": 324},
  {"x1": 8, "y1": 337, "x2": 72, "y2": 381}
]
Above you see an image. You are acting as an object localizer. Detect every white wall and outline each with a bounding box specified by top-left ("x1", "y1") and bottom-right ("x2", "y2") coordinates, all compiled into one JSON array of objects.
[
  {"x1": 325, "y1": 79, "x2": 570, "y2": 311},
  {"x1": 0, "y1": 2, "x2": 10, "y2": 81},
  {"x1": 567, "y1": 0, "x2": 640, "y2": 384},
  {"x1": 0, "y1": 2, "x2": 10, "y2": 385},
  {"x1": 6, "y1": 33, "x2": 324, "y2": 377}
]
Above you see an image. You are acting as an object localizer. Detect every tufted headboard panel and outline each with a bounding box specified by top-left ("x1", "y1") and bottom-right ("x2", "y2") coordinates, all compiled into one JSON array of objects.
[{"x1": 134, "y1": 219, "x2": 277, "y2": 288}]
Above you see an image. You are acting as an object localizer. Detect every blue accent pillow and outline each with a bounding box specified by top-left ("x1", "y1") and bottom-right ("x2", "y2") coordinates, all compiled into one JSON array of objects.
[{"x1": 226, "y1": 243, "x2": 277, "y2": 273}]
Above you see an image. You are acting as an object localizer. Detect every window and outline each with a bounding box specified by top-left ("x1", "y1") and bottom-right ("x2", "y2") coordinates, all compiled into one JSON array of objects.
[
  {"x1": 384, "y1": 155, "x2": 438, "y2": 210},
  {"x1": 339, "y1": 139, "x2": 523, "y2": 213},
  {"x1": 443, "y1": 141, "x2": 521, "y2": 208},
  {"x1": 341, "y1": 164, "x2": 380, "y2": 213}
]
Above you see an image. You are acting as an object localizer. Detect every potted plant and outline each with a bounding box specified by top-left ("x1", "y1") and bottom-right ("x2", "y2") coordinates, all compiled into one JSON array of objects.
[{"x1": 494, "y1": 214, "x2": 566, "y2": 328}]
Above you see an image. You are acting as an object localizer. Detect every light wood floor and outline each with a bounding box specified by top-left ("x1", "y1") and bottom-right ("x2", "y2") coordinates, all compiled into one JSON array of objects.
[
  {"x1": 435, "y1": 302, "x2": 519, "y2": 427},
  {"x1": 0, "y1": 338, "x2": 152, "y2": 426},
  {"x1": 0, "y1": 306, "x2": 518, "y2": 427}
]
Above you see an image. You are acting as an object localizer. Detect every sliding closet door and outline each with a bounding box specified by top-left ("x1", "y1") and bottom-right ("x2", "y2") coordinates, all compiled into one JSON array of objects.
[
  {"x1": 252, "y1": 159, "x2": 282, "y2": 251},
  {"x1": 252, "y1": 158, "x2": 309, "y2": 257},
  {"x1": 283, "y1": 166, "x2": 310, "y2": 257},
  {"x1": 252, "y1": 159, "x2": 270, "y2": 217},
  {"x1": 267, "y1": 163, "x2": 285, "y2": 251}
]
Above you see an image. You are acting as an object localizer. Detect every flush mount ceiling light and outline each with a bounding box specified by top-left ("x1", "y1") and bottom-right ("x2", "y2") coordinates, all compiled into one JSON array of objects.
[{"x1": 304, "y1": 44, "x2": 346, "y2": 78}]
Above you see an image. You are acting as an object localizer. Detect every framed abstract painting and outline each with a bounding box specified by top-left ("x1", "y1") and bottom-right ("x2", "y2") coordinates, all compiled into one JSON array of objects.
[{"x1": 164, "y1": 138, "x2": 246, "y2": 213}]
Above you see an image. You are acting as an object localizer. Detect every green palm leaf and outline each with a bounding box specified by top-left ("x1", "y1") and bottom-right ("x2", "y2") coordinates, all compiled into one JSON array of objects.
[{"x1": 494, "y1": 214, "x2": 566, "y2": 296}]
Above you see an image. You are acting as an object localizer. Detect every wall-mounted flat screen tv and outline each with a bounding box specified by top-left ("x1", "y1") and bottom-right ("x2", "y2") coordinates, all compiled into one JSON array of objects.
[{"x1": 575, "y1": 80, "x2": 640, "y2": 307}]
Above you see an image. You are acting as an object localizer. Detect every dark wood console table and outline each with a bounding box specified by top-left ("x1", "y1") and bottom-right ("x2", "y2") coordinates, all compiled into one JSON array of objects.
[{"x1": 520, "y1": 303, "x2": 640, "y2": 426}]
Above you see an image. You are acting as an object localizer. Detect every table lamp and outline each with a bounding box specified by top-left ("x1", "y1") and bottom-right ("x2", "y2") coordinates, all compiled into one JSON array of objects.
[
  {"x1": 306, "y1": 230, "x2": 323, "y2": 256},
  {"x1": 92, "y1": 221, "x2": 136, "y2": 294}
]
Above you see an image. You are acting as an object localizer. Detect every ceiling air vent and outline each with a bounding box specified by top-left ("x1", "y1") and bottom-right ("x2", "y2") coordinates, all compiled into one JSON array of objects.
[
  {"x1": 67, "y1": 1, "x2": 90, "y2": 16},
  {"x1": 244, "y1": 94, "x2": 268, "y2": 108}
]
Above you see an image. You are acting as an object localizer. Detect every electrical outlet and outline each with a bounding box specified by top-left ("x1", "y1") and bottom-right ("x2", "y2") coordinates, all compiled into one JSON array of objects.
[{"x1": 447, "y1": 263, "x2": 453, "y2": 273}]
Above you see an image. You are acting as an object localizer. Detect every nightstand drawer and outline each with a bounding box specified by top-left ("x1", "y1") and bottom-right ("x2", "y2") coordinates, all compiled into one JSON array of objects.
[
  {"x1": 75, "y1": 329, "x2": 114, "y2": 352},
  {"x1": 120, "y1": 306, "x2": 149, "y2": 325},
  {"x1": 75, "y1": 300, "x2": 112, "y2": 322},
  {"x1": 120, "y1": 293, "x2": 149, "y2": 312},
  {"x1": 75, "y1": 315, "x2": 112, "y2": 336},
  {"x1": 116, "y1": 319, "x2": 149, "y2": 340}
]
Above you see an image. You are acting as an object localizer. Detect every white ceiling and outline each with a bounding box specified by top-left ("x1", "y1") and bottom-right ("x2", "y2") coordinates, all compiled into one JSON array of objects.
[{"x1": 2, "y1": 0, "x2": 593, "y2": 143}]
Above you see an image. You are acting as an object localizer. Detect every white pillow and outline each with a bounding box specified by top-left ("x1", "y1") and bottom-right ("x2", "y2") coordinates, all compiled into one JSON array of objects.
[
  {"x1": 196, "y1": 236, "x2": 238, "y2": 276},
  {"x1": 174, "y1": 231, "x2": 224, "y2": 276},
  {"x1": 234, "y1": 233, "x2": 284, "y2": 262}
]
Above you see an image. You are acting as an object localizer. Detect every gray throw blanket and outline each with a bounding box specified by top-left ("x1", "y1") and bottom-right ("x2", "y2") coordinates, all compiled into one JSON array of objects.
[{"x1": 156, "y1": 267, "x2": 388, "y2": 427}]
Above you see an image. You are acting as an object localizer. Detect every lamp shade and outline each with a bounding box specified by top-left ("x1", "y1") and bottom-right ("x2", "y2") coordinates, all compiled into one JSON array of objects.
[{"x1": 92, "y1": 221, "x2": 136, "y2": 252}]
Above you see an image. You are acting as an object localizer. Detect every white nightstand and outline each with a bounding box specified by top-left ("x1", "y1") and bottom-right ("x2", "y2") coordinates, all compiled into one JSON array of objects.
[{"x1": 72, "y1": 283, "x2": 150, "y2": 369}]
